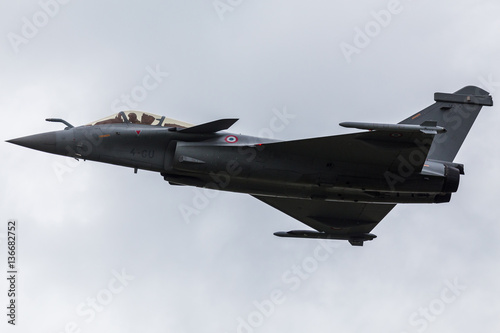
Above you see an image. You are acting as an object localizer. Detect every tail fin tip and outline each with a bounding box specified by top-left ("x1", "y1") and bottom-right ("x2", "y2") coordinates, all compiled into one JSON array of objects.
[{"x1": 453, "y1": 85, "x2": 489, "y2": 96}]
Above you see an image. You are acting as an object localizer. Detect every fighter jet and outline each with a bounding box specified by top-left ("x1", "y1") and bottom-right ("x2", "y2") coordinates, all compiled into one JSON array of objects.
[{"x1": 7, "y1": 86, "x2": 493, "y2": 246}]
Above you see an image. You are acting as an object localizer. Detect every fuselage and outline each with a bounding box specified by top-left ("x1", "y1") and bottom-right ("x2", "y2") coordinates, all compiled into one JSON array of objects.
[{"x1": 38, "y1": 121, "x2": 460, "y2": 205}]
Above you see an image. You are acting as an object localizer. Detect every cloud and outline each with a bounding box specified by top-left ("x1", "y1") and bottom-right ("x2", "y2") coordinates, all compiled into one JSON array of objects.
[{"x1": 1, "y1": 0, "x2": 499, "y2": 332}]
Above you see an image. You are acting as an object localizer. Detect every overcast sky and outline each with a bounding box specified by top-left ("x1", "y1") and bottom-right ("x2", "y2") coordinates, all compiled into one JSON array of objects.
[{"x1": 1, "y1": 0, "x2": 500, "y2": 332}]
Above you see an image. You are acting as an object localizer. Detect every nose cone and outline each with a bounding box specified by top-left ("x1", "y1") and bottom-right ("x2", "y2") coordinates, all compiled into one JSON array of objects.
[{"x1": 7, "y1": 132, "x2": 58, "y2": 154}]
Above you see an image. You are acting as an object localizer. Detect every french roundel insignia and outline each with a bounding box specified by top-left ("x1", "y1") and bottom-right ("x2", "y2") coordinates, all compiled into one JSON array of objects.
[{"x1": 225, "y1": 135, "x2": 238, "y2": 143}]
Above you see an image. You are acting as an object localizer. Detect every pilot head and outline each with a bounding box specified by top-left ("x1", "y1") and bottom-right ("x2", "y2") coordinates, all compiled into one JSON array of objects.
[{"x1": 128, "y1": 113, "x2": 139, "y2": 123}]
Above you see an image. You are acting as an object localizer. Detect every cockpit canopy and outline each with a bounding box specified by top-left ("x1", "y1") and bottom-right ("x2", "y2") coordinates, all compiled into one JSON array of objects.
[{"x1": 86, "y1": 111, "x2": 192, "y2": 128}]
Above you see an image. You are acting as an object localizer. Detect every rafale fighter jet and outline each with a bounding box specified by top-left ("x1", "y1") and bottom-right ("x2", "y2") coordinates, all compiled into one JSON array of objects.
[{"x1": 8, "y1": 86, "x2": 493, "y2": 246}]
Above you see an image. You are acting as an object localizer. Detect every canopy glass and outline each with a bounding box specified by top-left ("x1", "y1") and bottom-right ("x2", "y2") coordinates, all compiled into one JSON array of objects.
[{"x1": 86, "y1": 111, "x2": 192, "y2": 128}]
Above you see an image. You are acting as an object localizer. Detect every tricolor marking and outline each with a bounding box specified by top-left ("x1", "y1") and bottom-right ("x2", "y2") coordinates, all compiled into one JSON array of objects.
[{"x1": 225, "y1": 135, "x2": 238, "y2": 143}]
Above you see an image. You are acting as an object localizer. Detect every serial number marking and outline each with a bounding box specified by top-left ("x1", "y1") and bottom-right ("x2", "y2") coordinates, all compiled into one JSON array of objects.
[
  {"x1": 130, "y1": 148, "x2": 155, "y2": 158},
  {"x1": 7, "y1": 221, "x2": 16, "y2": 270}
]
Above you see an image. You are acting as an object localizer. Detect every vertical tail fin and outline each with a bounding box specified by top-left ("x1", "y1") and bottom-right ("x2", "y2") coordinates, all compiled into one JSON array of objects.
[{"x1": 399, "y1": 86, "x2": 493, "y2": 162}]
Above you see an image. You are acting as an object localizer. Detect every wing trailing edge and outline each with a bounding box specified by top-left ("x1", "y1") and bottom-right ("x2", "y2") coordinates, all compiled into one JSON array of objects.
[{"x1": 253, "y1": 195, "x2": 395, "y2": 246}]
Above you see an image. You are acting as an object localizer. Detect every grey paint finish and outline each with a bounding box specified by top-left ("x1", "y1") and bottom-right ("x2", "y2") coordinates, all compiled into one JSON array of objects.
[{"x1": 7, "y1": 86, "x2": 493, "y2": 246}]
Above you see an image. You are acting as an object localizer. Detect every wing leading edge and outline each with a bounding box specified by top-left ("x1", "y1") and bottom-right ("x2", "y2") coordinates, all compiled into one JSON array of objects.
[
  {"x1": 257, "y1": 127, "x2": 437, "y2": 178},
  {"x1": 252, "y1": 124, "x2": 435, "y2": 246}
]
